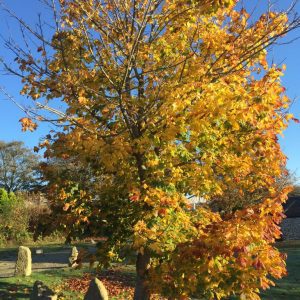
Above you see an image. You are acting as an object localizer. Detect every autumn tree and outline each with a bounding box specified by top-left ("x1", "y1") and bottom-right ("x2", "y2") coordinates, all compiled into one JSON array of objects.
[
  {"x1": 0, "y1": 141, "x2": 41, "y2": 192},
  {"x1": 1, "y1": 0, "x2": 300, "y2": 299}
]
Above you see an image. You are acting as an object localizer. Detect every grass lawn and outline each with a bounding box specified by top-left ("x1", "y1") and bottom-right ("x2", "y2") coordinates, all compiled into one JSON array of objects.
[
  {"x1": 1, "y1": 241, "x2": 300, "y2": 299},
  {"x1": 0, "y1": 243, "x2": 135, "y2": 299},
  {"x1": 0, "y1": 266, "x2": 136, "y2": 300},
  {"x1": 260, "y1": 241, "x2": 300, "y2": 299},
  {"x1": 0, "y1": 267, "x2": 88, "y2": 299}
]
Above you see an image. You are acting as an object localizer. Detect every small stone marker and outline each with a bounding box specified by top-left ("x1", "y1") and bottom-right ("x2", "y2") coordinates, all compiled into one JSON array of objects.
[
  {"x1": 15, "y1": 246, "x2": 32, "y2": 276},
  {"x1": 84, "y1": 278, "x2": 109, "y2": 300},
  {"x1": 68, "y1": 246, "x2": 78, "y2": 267},
  {"x1": 30, "y1": 281, "x2": 57, "y2": 300},
  {"x1": 35, "y1": 249, "x2": 43, "y2": 255}
]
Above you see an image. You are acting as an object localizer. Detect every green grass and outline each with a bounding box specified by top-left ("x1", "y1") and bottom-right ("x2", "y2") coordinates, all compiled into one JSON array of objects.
[
  {"x1": 260, "y1": 241, "x2": 300, "y2": 299},
  {"x1": 0, "y1": 242, "x2": 95, "y2": 300},
  {"x1": 0, "y1": 267, "x2": 88, "y2": 299},
  {"x1": 0, "y1": 265, "x2": 135, "y2": 300},
  {"x1": 0, "y1": 242, "x2": 135, "y2": 299}
]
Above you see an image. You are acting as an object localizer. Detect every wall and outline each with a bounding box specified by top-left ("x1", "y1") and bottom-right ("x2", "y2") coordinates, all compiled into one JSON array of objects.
[{"x1": 281, "y1": 218, "x2": 300, "y2": 240}]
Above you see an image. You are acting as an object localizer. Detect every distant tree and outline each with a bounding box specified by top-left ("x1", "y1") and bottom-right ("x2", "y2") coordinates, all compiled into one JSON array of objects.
[
  {"x1": 0, "y1": 141, "x2": 40, "y2": 192},
  {"x1": 40, "y1": 156, "x2": 96, "y2": 190},
  {"x1": 291, "y1": 186, "x2": 300, "y2": 196},
  {"x1": 210, "y1": 168, "x2": 295, "y2": 215},
  {"x1": 36, "y1": 157, "x2": 104, "y2": 241}
]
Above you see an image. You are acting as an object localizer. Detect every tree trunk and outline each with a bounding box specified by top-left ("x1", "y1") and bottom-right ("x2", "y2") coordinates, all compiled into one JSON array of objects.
[{"x1": 134, "y1": 251, "x2": 151, "y2": 300}]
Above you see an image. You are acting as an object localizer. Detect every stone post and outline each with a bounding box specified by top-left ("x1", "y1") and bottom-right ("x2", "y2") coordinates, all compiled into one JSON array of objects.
[
  {"x1": 84, "y1": 278, "x2": 109, "y2": 300},
  {"x1": 15, "y1": 246, "x2": 32, "y2": 276}
]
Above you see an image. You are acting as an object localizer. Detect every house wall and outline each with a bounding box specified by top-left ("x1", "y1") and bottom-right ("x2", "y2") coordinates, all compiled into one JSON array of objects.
[{"x1": 281, "y1": 218, "x2": 300, "y2": 240}]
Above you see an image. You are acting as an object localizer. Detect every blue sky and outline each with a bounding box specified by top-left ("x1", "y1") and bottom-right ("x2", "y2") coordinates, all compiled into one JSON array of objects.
[
  {"x1": 0, "y1": 1, "x2": 300, "y2": 179},
  {"x1": 0, "y1": 0, "x2": 55, "y2": 149}
]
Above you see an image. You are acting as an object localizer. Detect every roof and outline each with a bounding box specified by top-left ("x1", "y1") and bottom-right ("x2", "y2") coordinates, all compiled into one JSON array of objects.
[{"x1": 283, "y1": 196, "x2": 300, "y2": 218}]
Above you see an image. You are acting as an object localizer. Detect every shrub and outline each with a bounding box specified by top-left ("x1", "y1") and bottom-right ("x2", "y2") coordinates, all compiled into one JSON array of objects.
[{"x1": 0, "y1": 188, "x2": 31, "y2": 243}]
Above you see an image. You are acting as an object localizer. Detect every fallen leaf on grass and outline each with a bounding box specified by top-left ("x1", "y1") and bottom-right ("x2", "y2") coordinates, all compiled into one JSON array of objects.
[{"x1": 65, "y1": 269, "x2": 135, "y2": 298}]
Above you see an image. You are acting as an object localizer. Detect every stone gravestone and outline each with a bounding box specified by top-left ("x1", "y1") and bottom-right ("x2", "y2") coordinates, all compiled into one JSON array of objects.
[
  {"x1": 15, "y1": 246, "x2": 32, "y2": 276},
  {"x1": 84, "y1": 278, "x2": 108, "y2": 300},
  {"x1": 30, "y1": 281, "x2": 57, "y2": 300},
  {"x1": 68, "y1": 246, "x2": 78, "y2": 267}
]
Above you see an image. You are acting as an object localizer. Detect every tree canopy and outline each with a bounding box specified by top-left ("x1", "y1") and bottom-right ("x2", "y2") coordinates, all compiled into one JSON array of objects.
[
  {"x1": 1, "y1": 0, "x2": 299, "y2": 299},
  {"x1": 0, "y1": 141, "x2": 40, "y2": 192}
]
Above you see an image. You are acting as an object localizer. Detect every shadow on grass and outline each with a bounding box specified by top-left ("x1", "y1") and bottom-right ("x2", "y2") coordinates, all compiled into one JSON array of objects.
[
  {"x1": 0, "y1": 267, "x2": 93, "y2": 299},
  {"x1": 0, "y1": 282, "x2": 31, "y2": 299}
]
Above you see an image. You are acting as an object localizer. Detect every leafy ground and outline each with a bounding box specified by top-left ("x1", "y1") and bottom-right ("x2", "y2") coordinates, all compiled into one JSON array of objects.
[
  {"x1": 0, "y1": 266, "x2": 136, "y2": 300},
  {"x1": 0, "y1": 267, "x2": 87, "y2": 299},
  {"x1": 0, "y1": 243, "x2": 135, "y2": 299},
  {"x1": 1, "y1": 241, "x2": 300, "y2": 299}
]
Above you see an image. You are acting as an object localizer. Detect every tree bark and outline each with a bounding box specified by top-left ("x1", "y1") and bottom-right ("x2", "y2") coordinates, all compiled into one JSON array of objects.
[{"x1": 134, "y1": 251, "x2": 151, "y2": 300}]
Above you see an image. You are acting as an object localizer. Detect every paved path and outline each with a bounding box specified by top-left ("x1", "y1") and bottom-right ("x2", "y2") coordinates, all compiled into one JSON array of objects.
[{"x1": 0, "y1": 247, "x2": 71, "y2": 278}]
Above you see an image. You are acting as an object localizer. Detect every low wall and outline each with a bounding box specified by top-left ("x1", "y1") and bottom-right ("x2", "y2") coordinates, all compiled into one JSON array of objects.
[{"x1": 281, "y1": 218, "x2": 300, "y2": 240}]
